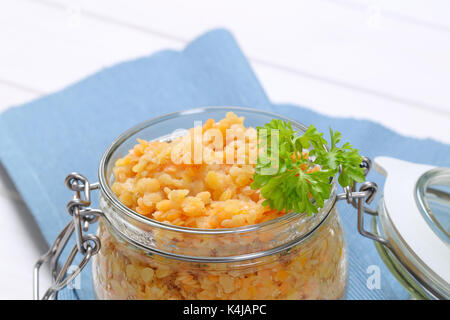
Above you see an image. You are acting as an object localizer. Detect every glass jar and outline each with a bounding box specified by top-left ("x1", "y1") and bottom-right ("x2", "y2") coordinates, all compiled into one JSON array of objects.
[
  {"x1": 92, "y1": 107, "x2": 347, "y2": 300},
  {"x1": 35, "y1": 107, "x2": 379, "y2": 300}
]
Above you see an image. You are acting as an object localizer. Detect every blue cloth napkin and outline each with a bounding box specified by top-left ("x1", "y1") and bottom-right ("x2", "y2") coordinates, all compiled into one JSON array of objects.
[{"x1": 1, "y1": 29, "x2": 449, "y2": 300}]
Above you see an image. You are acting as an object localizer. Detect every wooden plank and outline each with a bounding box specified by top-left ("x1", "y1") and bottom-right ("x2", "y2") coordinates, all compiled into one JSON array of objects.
[
  {"x1": 50, "y1": 0, "x2": 450, "y2": 114},
  {"x1": 254, "y1": 63, "x2": 450, "y2": 144},
  {"x1": 0, "y1": 194, "x2": 50, "y2": 299},
  {"x1": 0, "y1": 0, "x2": 182, "y2": 93},
  {"x1": 0, "y1": 0, "x2": 448, "y2": 143},
  {"x1": 0, "y1": 82, "x2": 39, "y2": 113}
]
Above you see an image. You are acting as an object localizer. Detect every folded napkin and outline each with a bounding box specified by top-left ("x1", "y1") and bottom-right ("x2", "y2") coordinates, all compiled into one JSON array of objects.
[{"x1": 1, "y1": 29, "x2": 449, "y2": 300}]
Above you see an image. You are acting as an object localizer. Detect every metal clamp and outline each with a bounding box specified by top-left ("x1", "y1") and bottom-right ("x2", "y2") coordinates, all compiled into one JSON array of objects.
[
  {"x1": 337, "y1": 157, "x2": 391, "y2": 249},
  {"x1": 33, "y1": 173, "x2": 103, "y2": 300}
]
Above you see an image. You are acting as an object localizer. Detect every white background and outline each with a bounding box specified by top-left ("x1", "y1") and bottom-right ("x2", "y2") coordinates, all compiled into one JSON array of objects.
[{"x1": 0, "y1": 0, "x2": 449, "y2": 299}]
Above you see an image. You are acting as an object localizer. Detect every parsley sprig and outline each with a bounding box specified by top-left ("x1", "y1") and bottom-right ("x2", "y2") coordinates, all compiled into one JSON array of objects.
[{"x1": 251, "y1": 119, "x2": 365, "y2": 215}]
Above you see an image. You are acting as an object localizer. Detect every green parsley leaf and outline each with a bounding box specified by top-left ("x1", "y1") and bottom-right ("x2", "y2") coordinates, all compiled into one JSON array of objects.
[{"x1": 251, "y1": 120, "x2": 365, "y2": 215}]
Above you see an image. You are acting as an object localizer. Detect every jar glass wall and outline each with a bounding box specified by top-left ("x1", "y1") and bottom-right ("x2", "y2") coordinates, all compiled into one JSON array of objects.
[{"x1": 92, "y1": 203, "x2": 346, "y2": 300}]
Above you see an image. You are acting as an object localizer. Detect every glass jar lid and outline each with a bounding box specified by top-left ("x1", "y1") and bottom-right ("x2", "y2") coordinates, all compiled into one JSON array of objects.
[
  {"x1": 374, "y1": 157, "x2": 450, "y2": 299},
  {"x1": 415, "y1": 168, "x2": 450, "y2": 244}
]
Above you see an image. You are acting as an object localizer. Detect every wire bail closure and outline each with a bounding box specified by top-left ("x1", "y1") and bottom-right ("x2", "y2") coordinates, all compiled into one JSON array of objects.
[
  {"x1": 337, "y1": 156, "x2": 391, "y2": 249},
  {"x1": 33, "y1": 173, "x2": 103, "y2": 300}
]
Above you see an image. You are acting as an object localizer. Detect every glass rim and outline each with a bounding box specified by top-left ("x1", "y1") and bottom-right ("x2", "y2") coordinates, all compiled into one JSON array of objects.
[
  {"x1": 415, "y1": 167, "x2": 450, "y2": 244},
  {"x1": 97, "y1": 106, "x2": 338, "y2": 236}
]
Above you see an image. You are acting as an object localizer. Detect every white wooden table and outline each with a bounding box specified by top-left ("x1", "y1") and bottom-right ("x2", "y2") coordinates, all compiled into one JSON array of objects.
[{"x1": 1, "y1": 0, "x2": 449, "y2": 299}]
